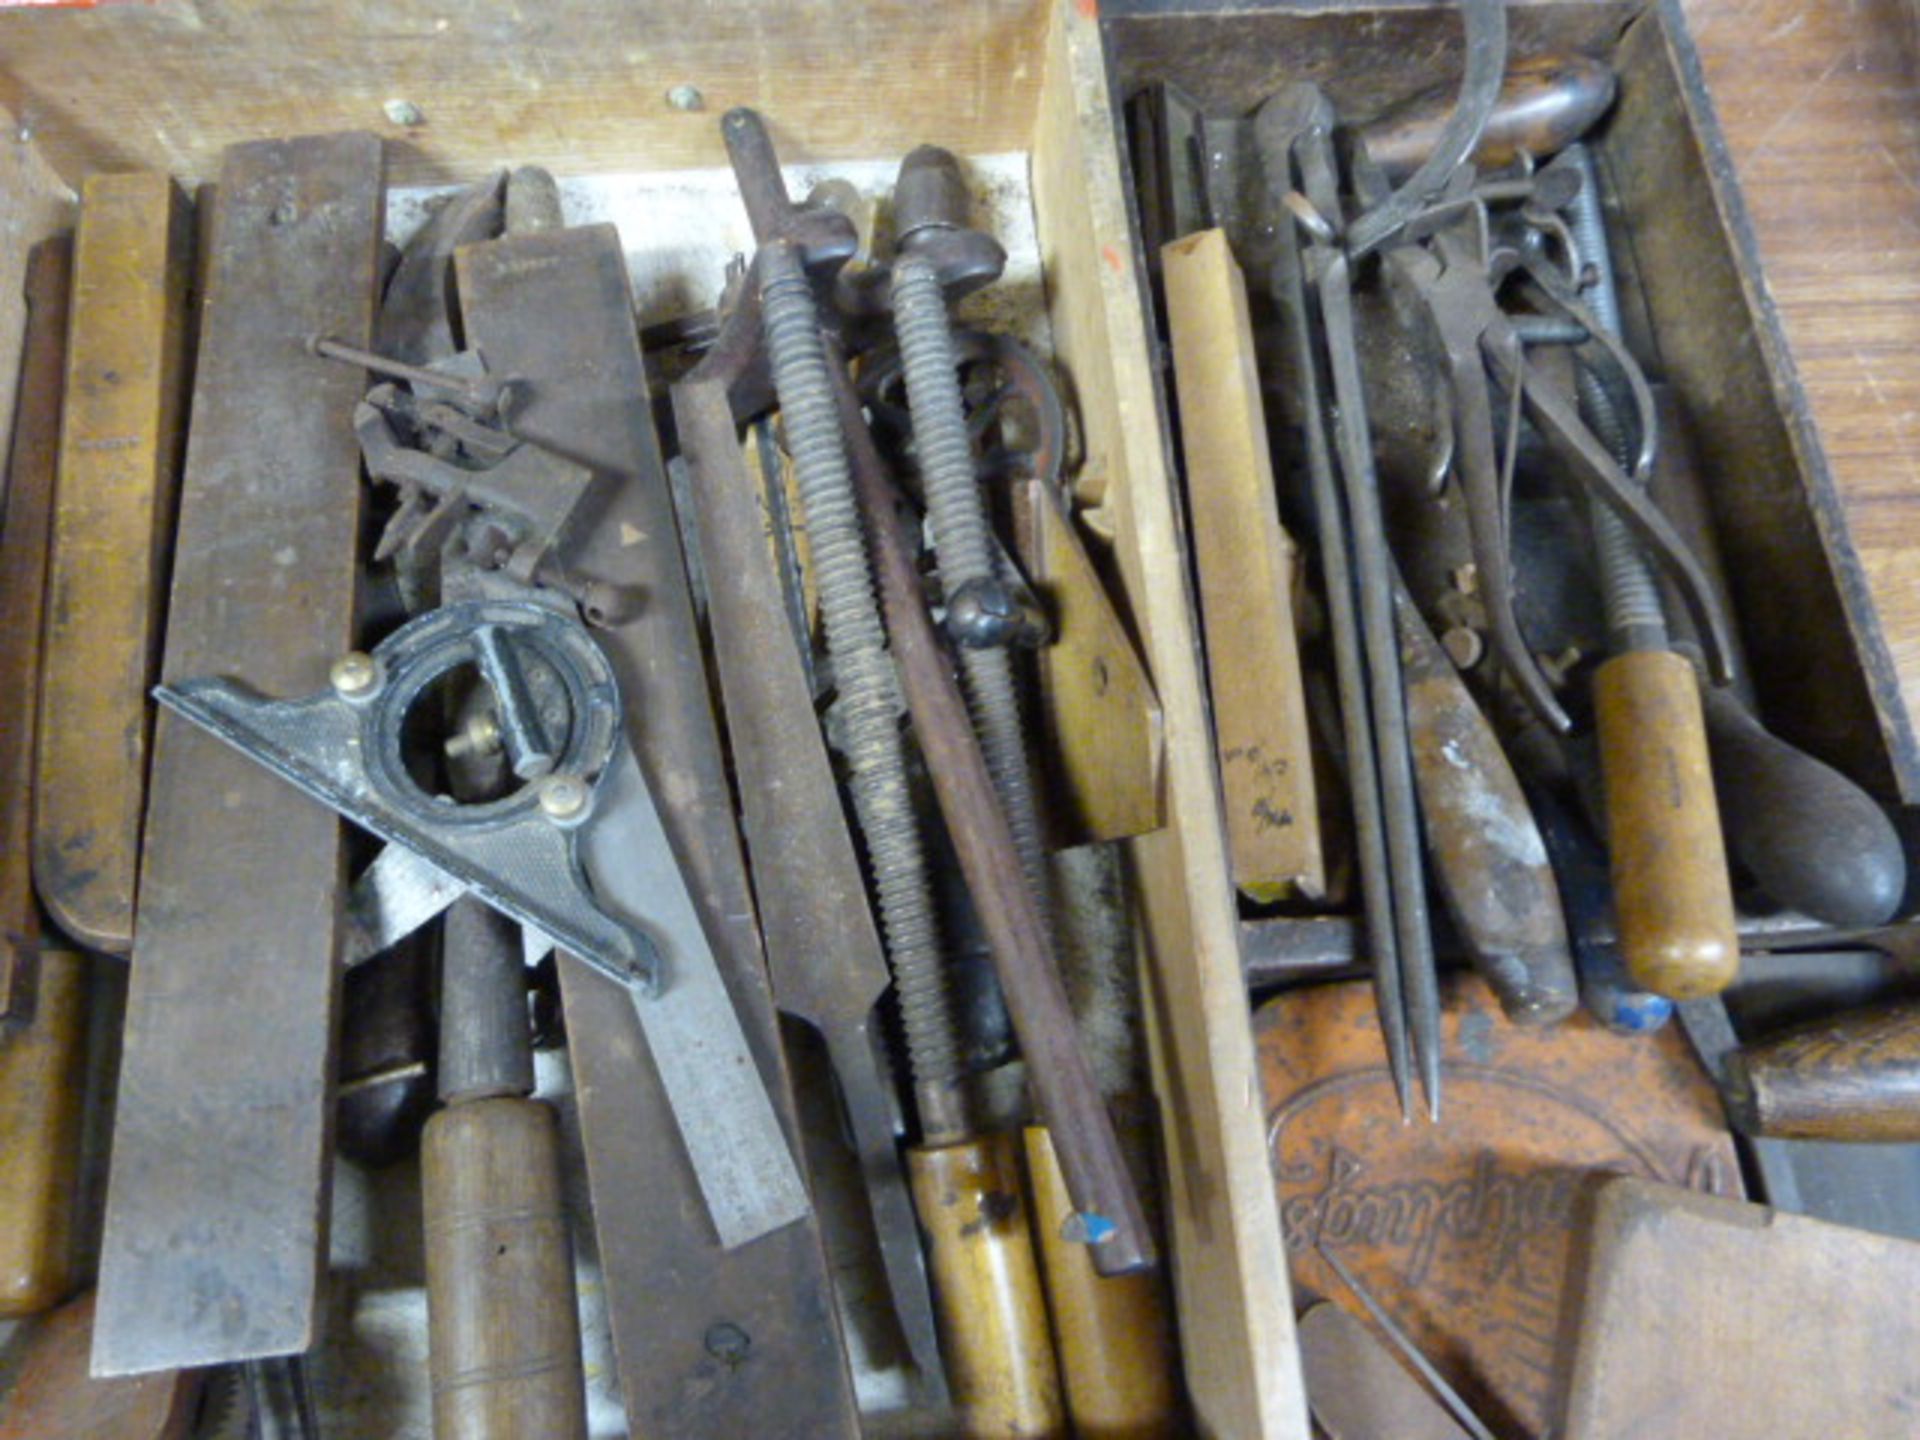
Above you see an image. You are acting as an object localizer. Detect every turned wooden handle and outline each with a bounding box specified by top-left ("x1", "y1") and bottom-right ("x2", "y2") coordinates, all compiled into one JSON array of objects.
[
  {"x1": 1359, "y1": 53, "x2": 1616, "y2": 176},
  {"x1": 423, "y1": 1096, "x2": 587, "y2": 1440},
  {"x1": 0, "y1": 950, "x2": 87, "y2": 1318},
  {"x1": 910, "y1": 1132, "x2": 1064, "y2": 1440},
  {"x1": 1593, "y1": 650, "x2": 1738, "y2": 999},
  {"x1": 1022, "y1": 1126, "x2": 1180, "y2": 1438},
  {"x1": 1725, "y1": 1000, "x2": 1920, "y2": 1142}
]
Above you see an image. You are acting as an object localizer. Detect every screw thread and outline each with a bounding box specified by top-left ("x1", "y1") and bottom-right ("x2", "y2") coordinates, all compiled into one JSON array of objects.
[
  {"x1": 1565, "y1": 144, "x2": 1666, "y2": 647},
  {"x1": 892, "y1": 256, "x2": 1050, "y2": 911},
  {"x1": 759, "y1": 243, "x2": 962, "y2": 1096}
]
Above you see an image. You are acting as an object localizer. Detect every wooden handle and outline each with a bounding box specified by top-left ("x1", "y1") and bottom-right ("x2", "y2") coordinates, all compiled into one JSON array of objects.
[
  {"x1": 909, "y1": 1133, "x2": 1065, "y2": 1439},
  {"x1": 1701, "y1": 686, "x2": 1905, "y2": 928},
  {"x1": 1593, "y1": 650, "x2": 1738, "y2": 999},
  {"x1": 1725, "y1": 1000, "x2": 1920, "y2": 1141},
  {"x1": 1022, "y1": 1126, "x2": 1179, "y2": 1438},
  {"x1": 0, "y1": 949, "x2": 87, "y2": 1318},
  {"x1": 1395, "y1": 584, "x2": 1576, "y2": 1025},
  {"x1": 423, "y1": 1096, "x2": 587, "y2": 1440},
  {"x1": 1359, "y1": 53, "x2": 1616, "y2": 176}
]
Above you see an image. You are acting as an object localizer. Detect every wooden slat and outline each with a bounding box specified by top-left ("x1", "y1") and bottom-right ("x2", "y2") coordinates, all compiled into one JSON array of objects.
[
  {"x1": 1031, "y1": 6, "x2": 1309, "y2": 1437},
  {"x1": 34, "y1": 172, "x2": 192, "y2": 954},
  {"x1": 1562, "y1": 1177, "x2": 1920, "y2": 1437},
  {"x1": 0, "y1": 237, "x2": 70, "y2": 1018},
  {"x1": 1162, "y1": 229, "x2": 1322, "y2": 904},
  {"x1": 0, "y1": 0, "x2": 1046, "y2": 189},
  {"x1": 93, "y1": 132, "x2": 383, "y2": 1377}
]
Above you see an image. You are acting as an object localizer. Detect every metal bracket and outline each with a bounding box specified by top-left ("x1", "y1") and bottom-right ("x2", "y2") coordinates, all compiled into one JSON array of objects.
[
  {"x1": 156, "y1": 598, "x2": 658, "y2": 995},
  {"x1": 157, "y1": 596, "x2": 811, "y2": 1247}
]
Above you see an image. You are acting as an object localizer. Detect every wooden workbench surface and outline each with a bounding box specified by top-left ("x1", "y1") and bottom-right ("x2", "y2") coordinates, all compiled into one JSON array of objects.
[{"x1": 1686, "y1": 0, "x2": 1920, "y2": 729}]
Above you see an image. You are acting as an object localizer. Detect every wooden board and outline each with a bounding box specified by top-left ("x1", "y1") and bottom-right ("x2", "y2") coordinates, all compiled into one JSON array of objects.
[
  {"x1": 1680, "y1": 0, "x2": 1920, "y2": 762},
  {"x1": 93, "y1": 132, "x2": 382, "y2": 1377},
  {"x1": 1562, "y1": 1175, "x2": 1920, "y2": 1437},
  {"x1": 34, "y1": 172, "x2": 192, "y2": 954},
  {"x1": 0, "y1": 0, "x2": 1046, "y2": 189},
  {"x1": 1161, "y1": 228, "x2": 1322, "y2": 903},
  {"x1": 1257, "y1": 976, "x2": 1741, "y2": 1439},
  {"x1": 1031, "y1": 5, "x2": 1310, "y2": 1436}
]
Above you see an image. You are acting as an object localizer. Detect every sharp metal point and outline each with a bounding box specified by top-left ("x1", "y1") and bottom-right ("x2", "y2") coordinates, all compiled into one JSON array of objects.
[{"x1": 1321, "y1": 1244, "x2": 1495, "y2": 1440}]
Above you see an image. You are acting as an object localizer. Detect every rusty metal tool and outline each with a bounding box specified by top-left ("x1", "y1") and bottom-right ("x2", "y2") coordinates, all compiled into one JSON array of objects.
[
  {"x1": 455, "y1": 212, "x2": 859, "y2": 1437},
  {"x1": 34, "y1": 174, "x2": 193, "y2": 955},
  {"x1": 157, "y1": 595, "x2": 808, "y2": 1246},
  {"x1": 721, "y1": 109, "x2": 1044, "y2": 1422},
  {"x1": 674, "y1": 368, "x2": 946, "y2": 1399},
  {"x1": 0, "y1": 236, "x2": 70, "y2": 1020},
  {"x1": 1256, "y1": 89, "x2": 1414, "y2": 1118},
  {"x1": 1358, "y1": 53, "x2": 1616, "y2": 179},
  {"x1": 93, "y1": 132, "x2": 385, "y2": 1378},
  {"x1": 831, "y1": 347, "x2": 1155, "y2": 1277},
  {"x1": 1262, "y1": 83, "x2": 1441, "y2": 1118},
  {"x1": 1342, "y1": 0, "x2": 1506, "y2": 259}
]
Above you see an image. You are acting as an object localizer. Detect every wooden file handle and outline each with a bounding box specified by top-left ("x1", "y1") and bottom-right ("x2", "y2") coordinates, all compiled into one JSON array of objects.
[
  {"x1": 909, "y1": 1132, "x2": 1065, "y2": 1439},
  {"x1": 1023, "y1": 1126, "x2": 1180, "y2": 1438},
  {"x1": 423, "y1": 1096, "x2": 587, "y2": 1440},
  {"x1": 0, "y1": 949, "x2": 87, "y2": 1318},
  {"x1": 1593, "y1": 650, "x2": 1738, "y2": 999},
  {"x1": 1725, "y1": 1000, "x2": 1920, "y2": 1142}
]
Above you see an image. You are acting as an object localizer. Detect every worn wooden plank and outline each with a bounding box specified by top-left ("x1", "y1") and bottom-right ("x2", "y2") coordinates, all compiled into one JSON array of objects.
[
  {"x1": 1680, "y1": 0, "x2": 1920, "y2": 758},
  {"x1": 1562, "y1": 1176, "x2": 1920, "y2": 1437},
  {"x1": 454, "y1": 225, "x2": 858, "y2": 1439},
  {"x1": 0, "y1": 1, "x2": 1045, "y2": 189},
  {"x1": 34, "y1": 172, "x2": 192, "y2": 954},
  {"x1": 1031, "y1": 5, "x2": 1309, "y2": 1437},
  {"x1": 93, "y1": 132, "x2": 383, "y2": 1377}
]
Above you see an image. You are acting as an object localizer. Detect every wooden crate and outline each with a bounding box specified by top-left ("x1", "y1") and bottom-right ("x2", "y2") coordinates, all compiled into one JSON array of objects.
[
  {"x1": 0, "y1": 1, "x2": 1310, "y2": 1434},
  {"x1": 0, "y1": 3, "x2": 1902, "y2": 1438}
]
